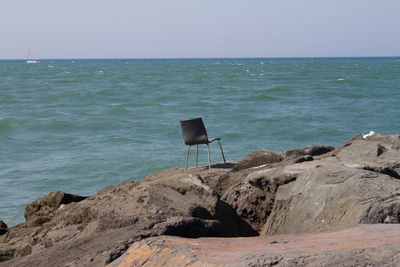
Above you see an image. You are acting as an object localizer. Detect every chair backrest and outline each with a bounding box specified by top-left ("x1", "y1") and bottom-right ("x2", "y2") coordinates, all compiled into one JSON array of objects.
[{"x1": 180, "y1": 117, "x2": 209, "y2": 145}]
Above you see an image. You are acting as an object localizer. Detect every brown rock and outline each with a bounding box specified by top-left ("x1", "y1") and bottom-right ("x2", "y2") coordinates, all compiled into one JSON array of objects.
[
  {"x1": 110, "y1": 224, "x2": 400, "y2": 267},
  {"x1": 14, "y1": 246, "x2": 31, "y2": 257},
  {"x1": 232, "y1": 149, "x2": 282, "y2": 172},
  {"x1": 0, "y1": 249, "x2": 14, "y2": 262},
  {"x1": 281, "y1": 144, "x2": 334, "y2": 159},
  {"x1": 0, "y1": 222, "x2": 7, "y2": 236},
  {"x1": 1, "y1": 166, "x2": 255, "y2": 267},
  {"x1": 144, "y1": 163, "x2": 238, "y2": 196},
  {"x1": 24, "y1": 191, "x2": 87, "y2": 226},
  {"x1": 222, "y1": 167, "x2": 296, "y2": 232}
]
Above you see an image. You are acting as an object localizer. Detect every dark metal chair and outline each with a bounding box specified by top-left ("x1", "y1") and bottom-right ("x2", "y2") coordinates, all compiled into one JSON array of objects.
[{"x1": 180, "y1": 117, "x2": 226, "y2": 171}]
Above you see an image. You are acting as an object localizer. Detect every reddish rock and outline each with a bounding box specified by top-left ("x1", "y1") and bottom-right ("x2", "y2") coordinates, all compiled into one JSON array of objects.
[{"x1": 110, "y1": 224, "x2": 400, "y2": 266}]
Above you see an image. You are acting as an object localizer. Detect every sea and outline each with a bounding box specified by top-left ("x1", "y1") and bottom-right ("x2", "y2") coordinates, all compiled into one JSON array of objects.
[{"x1": 1, "y1": 57, "x2": 400, "y2": 227}]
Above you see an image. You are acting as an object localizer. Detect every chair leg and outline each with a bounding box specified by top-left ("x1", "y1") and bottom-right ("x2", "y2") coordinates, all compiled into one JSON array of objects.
[
  {"x1": 207, "y1": 144, "x2": 211, "y2": 171},
  {"x1": 186, "y1": 146, "x2": 190, "y2": 171},
  {"x1": 218, "y1": 140, "x2": 227, "y2": 164},
  {"x1": 196, "y1": 145, "x2": 199, "y2": 168}
]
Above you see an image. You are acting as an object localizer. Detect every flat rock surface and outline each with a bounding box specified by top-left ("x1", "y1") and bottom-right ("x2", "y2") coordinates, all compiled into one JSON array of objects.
[{"x1": 111, "y1": 224, "x2": 400, "y2": 266}]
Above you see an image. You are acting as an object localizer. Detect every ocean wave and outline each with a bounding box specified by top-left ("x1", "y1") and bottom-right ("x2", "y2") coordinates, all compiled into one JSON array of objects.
[
  {"x1": 0, "y1": 118, "x2": 17, "y2": 133},
  {"x1": 32, "y1": 120, "x2": 75, "y2": 131},
  {"x1": 242, "y1": 94, "x2": 276, "y2": 101},
  {"x1": 131, "y1": 102, "x2": 163, "y2": 108},
  {"x1": 266, "y1": 86, "x2": 289, "y2": 94},
  {"x1": 107, "y1": 106, "x2": 130, "y2": 114}
]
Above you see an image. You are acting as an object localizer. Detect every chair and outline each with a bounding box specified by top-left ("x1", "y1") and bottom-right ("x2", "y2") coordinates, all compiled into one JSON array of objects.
[{"x1": 180, "y1": 117, "x2": 226, "y2": 171}]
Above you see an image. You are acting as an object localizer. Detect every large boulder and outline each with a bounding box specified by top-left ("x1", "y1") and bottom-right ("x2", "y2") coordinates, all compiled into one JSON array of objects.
[
  {"x1": 331, "y1": 133, "x2": 400, "y2": 178},
  {"x1": 1, "y1": 169, "x2": 255, "y2": 267},
  {"x1": 222, "y1": 167, "x2": 296, "y2": 232},
  {"x1": 262, "y1": 162, "x2": 400, "y2": 236},
  {"x1": 232, "y1": 149, "x2": 282, "y2": 172},
  {"x1": 24, "y1": 191, "x2": 87, "y2": 227},
  {"x1": 261, "y1": 136, "x2": 400, "y2": 235}
]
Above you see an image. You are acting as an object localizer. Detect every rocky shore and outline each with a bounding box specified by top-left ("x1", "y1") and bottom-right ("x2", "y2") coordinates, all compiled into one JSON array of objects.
[{"x1": 1, "y1": 132, "x2": 400, "y2": 266}]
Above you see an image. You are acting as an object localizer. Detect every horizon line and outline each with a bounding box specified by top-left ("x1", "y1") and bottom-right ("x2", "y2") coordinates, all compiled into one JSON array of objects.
[{"x1": 1, "y1": 56, "x2": 399, "y2": 61}]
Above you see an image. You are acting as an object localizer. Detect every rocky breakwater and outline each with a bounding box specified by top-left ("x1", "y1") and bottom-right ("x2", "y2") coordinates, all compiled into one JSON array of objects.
[{"x1": 1, "y1": 132, "x2": 400, "y2": 266}]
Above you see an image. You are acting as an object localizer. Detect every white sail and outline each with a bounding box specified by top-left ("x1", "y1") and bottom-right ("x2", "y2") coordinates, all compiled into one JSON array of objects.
[{"x1": 26, "y1": 41, "x2": 40, "y2": 64}]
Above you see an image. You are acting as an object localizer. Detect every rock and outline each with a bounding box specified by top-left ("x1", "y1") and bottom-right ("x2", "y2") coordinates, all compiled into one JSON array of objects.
[
  {"x1": 0, "y1": 249, "x2": 14, "y2": 263},
  {"x1": 232, "y1": 149, "x2": 282, "y2": 172},
  {"x1": 14, "y1": 246, "x2": 31, "y2": 257},
  {"x1": 144, "y1": 163, "x2": 238, "y2": 197},
  {"x1": 330, "y1": 133, "x2": 400, "y2": 168},
  {"x1": 362, "y1": 165, "x2": 400, "y2": 179},
  {"x1": 24, "y1": 191, "x2": 87, "y2": 226},
  {"x1": 153, "y1": 216, "x2": 223, "y2": 238},
  {"x1": 261, "y1": 160, "x2": 400, "y2": 236},
  {"x1": 220, "y1": 132, "x2": 400, "y2": 237},
  {"x1": 281, "y1": 145, "x2": 335, "y2": 159},
  {"x1": 0, "y1": 222, "x2": 7, "y2": 236},
  {"x1": 109, "y1": 224, "x2": 400, "y2": 267},
  {"x1": 1, "y1": 168, "x2": 255, "y2": 267},
  {"x1": 2, "y1": 132, "x2": 400, "y2": 266},
  {"x1": 222, "y1": 167, "x2": 296, "y2": 232},
  {"x1": 25, "y1": 217, "x2": 51, "y2": 228}
]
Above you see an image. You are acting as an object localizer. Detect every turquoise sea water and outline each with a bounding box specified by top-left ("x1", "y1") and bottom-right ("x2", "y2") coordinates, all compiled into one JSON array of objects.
[{"x1": 1, "y1": 58, "x2": 400, "y2": 226}]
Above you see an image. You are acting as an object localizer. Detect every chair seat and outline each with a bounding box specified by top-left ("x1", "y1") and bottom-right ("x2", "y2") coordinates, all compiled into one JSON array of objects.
[{"x1": 208, "y1": 137, "x2": 221, "y2": 143}]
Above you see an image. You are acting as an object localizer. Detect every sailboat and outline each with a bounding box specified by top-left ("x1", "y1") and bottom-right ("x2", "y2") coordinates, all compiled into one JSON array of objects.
[
  {"x1": 26, "y1": 42, "x2": 40, "y2": 64},
  {"x1": 26, "y1": 59, "x2": 39, "y2": 64}
]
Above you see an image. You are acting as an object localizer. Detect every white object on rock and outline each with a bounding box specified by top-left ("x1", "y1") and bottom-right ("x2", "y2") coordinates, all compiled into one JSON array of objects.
[{"x1": 363, "y1": 131, "x2": 375, "y2": 139}]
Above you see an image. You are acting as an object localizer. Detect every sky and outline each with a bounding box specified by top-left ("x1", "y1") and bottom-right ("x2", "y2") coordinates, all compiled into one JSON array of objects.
[{"x1": 1, "y1": 0, "x2": 400, "y2": 59}]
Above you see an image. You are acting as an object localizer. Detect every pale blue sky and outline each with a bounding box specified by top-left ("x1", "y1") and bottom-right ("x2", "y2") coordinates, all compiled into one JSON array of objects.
[{"x1": 1, "y1": 0, "x2": 399, "y2": 59}]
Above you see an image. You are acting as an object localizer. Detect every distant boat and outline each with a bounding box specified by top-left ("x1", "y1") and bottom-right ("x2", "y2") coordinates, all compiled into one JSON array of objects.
[
  {"x1": 26, "y1": 41, "x2": 40, "y2": 64},
  {"x1": 26, "y1": 59, "x2": 40, "y2": 64}
]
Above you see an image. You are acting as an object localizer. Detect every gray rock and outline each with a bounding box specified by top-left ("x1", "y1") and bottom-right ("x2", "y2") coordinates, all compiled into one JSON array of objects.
[
  {"x1": 281, "y1": 145, "x2": 335, "y2": 159},
  {"x1": 330, "y1": 132, "x2": 400, "y2": 168},
  {"x1": 261, "y1": 160, "x2": 400, "y2": 235}
]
